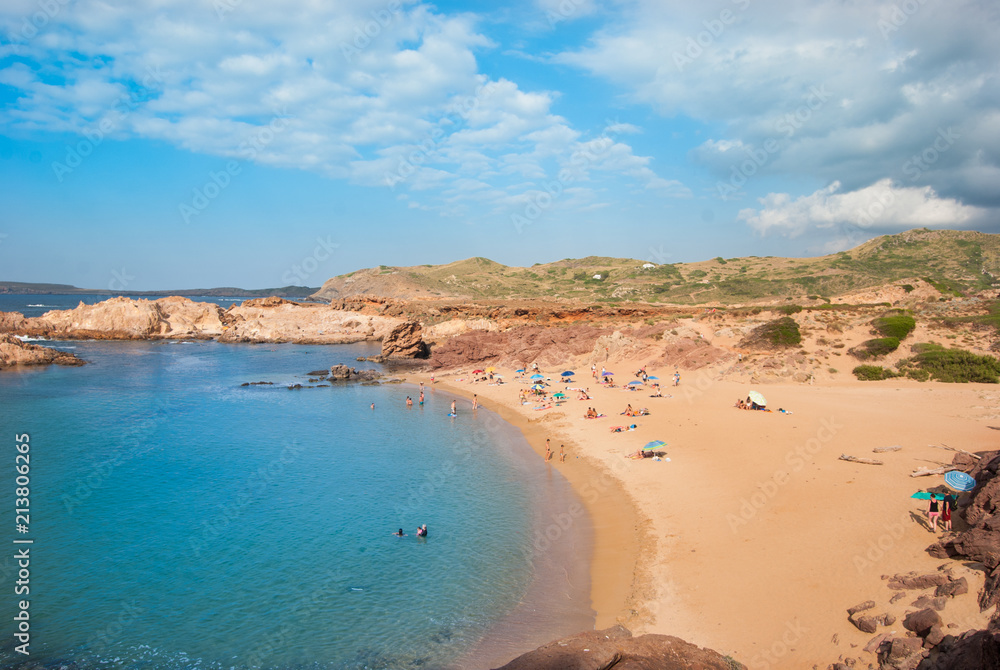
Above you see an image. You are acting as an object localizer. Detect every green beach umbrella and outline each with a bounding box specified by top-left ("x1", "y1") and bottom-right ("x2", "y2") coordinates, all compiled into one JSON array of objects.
[
  {"x1": 553, "y1": 392, "x2": 566, "y2": 398},
  {"x1": 643, "y1": 440, "x2": 667, "y2": 451}
]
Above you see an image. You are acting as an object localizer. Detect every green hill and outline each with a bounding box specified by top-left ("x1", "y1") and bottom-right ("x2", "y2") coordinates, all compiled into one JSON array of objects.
[{"x1": 312, "y1": 228, "x2": 1000, "y2": 305}]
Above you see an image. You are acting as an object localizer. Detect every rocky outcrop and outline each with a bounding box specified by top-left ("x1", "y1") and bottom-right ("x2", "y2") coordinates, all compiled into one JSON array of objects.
[
  {"x1": 493, "y1": 625, "x2": 744, "y2": 670},
  {"x1": 0, "y1": 296, "x2": 407, "y2": 345},
  {"x1": 380, "y1": 321, "x2": 428, "y2": 359},
  {"x1": 328, "y1": 365, "x2": 381, "y2": 382},
  {"x1": 429, "y1": 324, "x2": 610, "y2": 370},
  {"x1": 0, "y1": 334, "x2": 85, "y2": 368}
]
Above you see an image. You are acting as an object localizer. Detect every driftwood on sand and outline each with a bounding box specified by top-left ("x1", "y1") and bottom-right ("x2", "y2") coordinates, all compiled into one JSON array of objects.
[
  {"x1": 873, "y1": 445, "x2": 902, "y2": 453},
  {"x1": 910, "y1": 465, "x2": 951, "y2": 478},
  {"x1": 839, "y1": 454, "x2": 884, "y2": 465}
]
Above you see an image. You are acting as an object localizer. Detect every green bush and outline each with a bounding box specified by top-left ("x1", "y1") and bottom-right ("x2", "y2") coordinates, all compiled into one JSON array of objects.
[
  {"x1": 901, "y1": 345, "x2": 1000, "y2": 383},
  {"x1": 853, "y1": 365, "x2": 900, "y2": 381},
  {"x1": 775, "y1": 305, "x2": 803, "y2": 315},
  {"x1": 751, "y1": 316, "x2": 801, "y2": 348},
  {"x1": 901, "y1": 284, "x2": 915, "y2": 293},
  {"x1": 851, "y1": 337, "x2": 901, "y2": 360},
  {"x1": 872, "y1": 315, "x2": 916, "y2": 340}
]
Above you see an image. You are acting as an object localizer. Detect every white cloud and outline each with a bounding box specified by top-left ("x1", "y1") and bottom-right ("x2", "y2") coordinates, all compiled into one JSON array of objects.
[
  {"x1": 738, "y1": 179, "x2": 986, "y2": 238},
  {"x1": 0, "y1": 0, "x2": 682, "y2": 219},
  {"x1": 555, "y1": 0, "x2": 1000, "y2": 208}
]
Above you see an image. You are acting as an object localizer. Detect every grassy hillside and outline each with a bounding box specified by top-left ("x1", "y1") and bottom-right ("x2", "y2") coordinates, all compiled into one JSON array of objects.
[{"x1": 310, "y1": 229, "x2": 1000, "y2": 305}]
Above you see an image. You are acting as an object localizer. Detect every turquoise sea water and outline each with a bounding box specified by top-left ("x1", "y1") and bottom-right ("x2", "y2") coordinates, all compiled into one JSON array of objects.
[{"x1": 0, "y1": 334, "x2": 592, "y2": 669}]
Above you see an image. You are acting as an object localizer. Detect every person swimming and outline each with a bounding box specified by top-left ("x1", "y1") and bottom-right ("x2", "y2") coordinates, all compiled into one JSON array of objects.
[
  {"x1": 416, "y1": 524, "x2": 428, "y2": 537},
  {"x1": 394, "y1": 528, "x2": 405, "y2": 536}
]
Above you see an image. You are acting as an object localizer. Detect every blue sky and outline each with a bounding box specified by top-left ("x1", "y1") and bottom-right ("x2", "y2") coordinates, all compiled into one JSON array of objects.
[{"x1": 1, "y1": 0, "x2": 998, "y2": 290}]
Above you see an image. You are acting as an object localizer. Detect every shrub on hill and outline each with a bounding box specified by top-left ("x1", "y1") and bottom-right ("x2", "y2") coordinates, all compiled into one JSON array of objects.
[
  {"x1": 738, "y1": 316, "x2": 801, "y2": 349},
  {"x1": 872, "y1": 314, "x2": 916, "y2": 340},
  {"x1": 852, "y1": 365, "x2": 901, "y2": 381},
  {"x1": 897, "y1": 343, "x2": 1000, "y2": 383},
  {"x1": 849, "y1": 337, "x2": 901, "y2": 360}
]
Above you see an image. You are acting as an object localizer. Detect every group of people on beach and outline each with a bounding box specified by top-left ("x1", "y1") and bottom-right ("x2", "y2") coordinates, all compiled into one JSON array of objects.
[
  {"x1": 584, "y1": 407, "x2": 602, "y2": 418},
  {"x1": 544, "y1": 438, "x2": 566, "y2": 463},
  {"x1": 927, "y1": 495, "x2": 957, "y2": 533}
]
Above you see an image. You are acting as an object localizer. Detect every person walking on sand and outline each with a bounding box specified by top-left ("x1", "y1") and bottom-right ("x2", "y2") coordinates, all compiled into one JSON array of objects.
[
  {"x1": 942, "y1": 494, "x2": 955, "y2": 531},
  {"x1": 928, "y1": 496, "x2": 941, "y2": 532},
  {"x1": 591, "y1": 364, "x2": 597, "y2": 379},
  {"x1": 673, "y1": 371, "x2": 680, "y2": 386}
]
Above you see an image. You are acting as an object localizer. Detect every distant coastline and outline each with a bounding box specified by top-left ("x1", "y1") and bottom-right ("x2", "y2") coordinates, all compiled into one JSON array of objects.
[{"x1": 0, "y1": 282, "x2": 320, "y2": 298}]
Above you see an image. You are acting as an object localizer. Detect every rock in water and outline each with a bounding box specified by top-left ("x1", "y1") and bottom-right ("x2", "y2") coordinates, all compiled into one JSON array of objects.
[
  {"x1": 0, "y1": 334, "x2": 86, "y2": 368},
  {"x1": 492, "y1": 625, "x2": 744, "y2": 670},
  {"x1": 381, "y1": 321, "x2": 428, "y2": 358}
]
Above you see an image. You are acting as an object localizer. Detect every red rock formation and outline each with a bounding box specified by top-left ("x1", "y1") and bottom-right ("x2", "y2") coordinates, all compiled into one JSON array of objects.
[
  {"x1": 493, "y1": 625, "x2": 742, "y2": 670},
  {"x1": 429, "y1": 324, "x2": 610, "y2": 369},
  {"x1": 380, "y1": 321, "x2": 428, "y2": 358}
]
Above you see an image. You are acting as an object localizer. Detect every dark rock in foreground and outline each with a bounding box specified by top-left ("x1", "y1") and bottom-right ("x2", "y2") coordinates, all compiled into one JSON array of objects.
[
  {"x1": 493, "y1": 625, "x2": 743, "y2": 670},
  {"x1": 329, "y1": 364, "x2": 381, "y2": 381}
]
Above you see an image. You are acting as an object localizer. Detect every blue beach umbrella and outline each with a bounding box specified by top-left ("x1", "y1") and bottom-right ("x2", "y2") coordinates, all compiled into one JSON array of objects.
[
  {"x1": 627, "y1": 381, "x2": 643, "y2": 386},
  {"x1": 530, "y1": 373, "x2": 544, "y2": 379},
  {"x1": 642, "y1": 440, "x2": 667, "y2": 451},
  {"x1": 602, "y1": 371, "x2": 614, "y2": 376},
  {"x1": 560, "y1": 371, "x2": 575, "y2": 377},
  {"x1": 516, "y1": 369, "x2": 525, "y2": 373},
  {"x1": 531, "y1": 384, "x2": 546, "y2": 390},
  {"x1": 944, "y1": 471, "x2": 976, "y2": 492},
  {"x1": 911, "y1": 491, "x2": 946, "y2": 500},
  {"x1": 647, "y1": 376, "x2": 659, "y2": 380}
]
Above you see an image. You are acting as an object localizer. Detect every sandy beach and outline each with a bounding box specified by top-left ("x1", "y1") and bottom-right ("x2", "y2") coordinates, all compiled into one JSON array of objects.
[{"x1": 421, "y1": 363, "x2": 998, "y2": 668}]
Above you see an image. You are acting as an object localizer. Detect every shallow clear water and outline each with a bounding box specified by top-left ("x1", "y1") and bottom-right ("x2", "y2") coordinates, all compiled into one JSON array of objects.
[{"x1": 0, "y1": 339, "x2": 589, "y2": 669}]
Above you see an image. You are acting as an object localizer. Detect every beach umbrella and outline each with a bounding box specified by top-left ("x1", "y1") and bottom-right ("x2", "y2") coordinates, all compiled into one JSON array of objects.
[
  {"x1": 602, "y1": 371, "x2": 614, "y2": 376},
  {"x1": 944, "y1": 471, "x2": 976, "y2": 492},
  {"x1": 486, "y1": 367, "x2": 495, "y2": 373},
  {"x1": 747, "y1": 390, "x2": 767, "y2": 406},
  {"x1": 553, "y1": 392, "x2": 566, "y2": 398},
  {"x1": 472, "y1": 369, "x2": 484, "y2": 374},
  {"x1": 531, "y1": 384, "x2": 546, "y2": 390},
  {"x1": 627, "y1": 381, "x2": 643, "y2": 386},
  {"x1": 560, "y1": 371, "x2": 575, "y2": 377},
  {"x1": 515, "y1": 368, "x2": 525, "y2": 373},
  {"x1": 910, "y1": 491, "x2": 946, "y2": 500},
  {"x1": 643, "y1": 440, "x2": 667, "y2": 451},
  {"x1": 530, "y1": 374, "x2": 544, "y2": 379},
  {"x1": 647, "y1": 376, "x2": 659, "y2": 380}
]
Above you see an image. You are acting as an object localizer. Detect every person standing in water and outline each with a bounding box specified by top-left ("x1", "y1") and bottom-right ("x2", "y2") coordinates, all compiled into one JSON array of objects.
[
  {"x1": 419, "y1": 390, "x2": 424, "y2": 405},
  {"x1": 370, "y1": 402, "x2": 375, "y2": 410},
  {"x1": 450, "y1": 399, "x2": 457, "y2": 415},
  {"x1": 472, "y1": 394, "x2": 478, "y2": 410}
]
